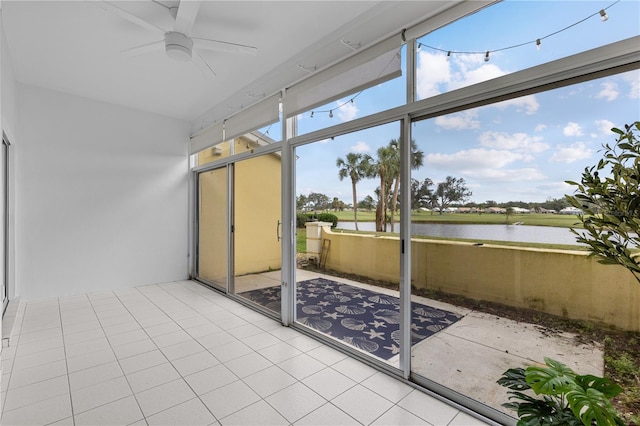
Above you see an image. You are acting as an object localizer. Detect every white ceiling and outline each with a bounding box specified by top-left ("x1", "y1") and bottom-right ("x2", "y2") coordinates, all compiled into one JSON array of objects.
[{"x1": 2, "y1": 1, "x2": 468, "y2": 130}]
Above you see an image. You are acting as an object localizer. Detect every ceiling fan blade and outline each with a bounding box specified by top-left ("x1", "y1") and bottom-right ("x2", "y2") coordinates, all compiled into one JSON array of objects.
[
  {"x1": 174, "y1": 0, "x2": 201, "y2": 35},
  {"x1": 120, "y1": 40, "x2": 165, "y2": 56},
  {"x1": 96, "y1": 1, "x2": 166, "y2": 35},
  {"x1": 192, "y1": 50, "x2": 217, "y2": 77},
  {"x1": 192, "y1": 38, "x2": 258, "y2": 56}
]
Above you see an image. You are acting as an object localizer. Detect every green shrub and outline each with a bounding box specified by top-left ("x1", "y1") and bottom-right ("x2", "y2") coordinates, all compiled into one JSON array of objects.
[{"x1": 296, "y1": 213, "x2": 338, "y2": 228}]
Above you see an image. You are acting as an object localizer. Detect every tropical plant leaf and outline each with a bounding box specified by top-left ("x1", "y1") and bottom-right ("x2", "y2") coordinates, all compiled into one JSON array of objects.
[
  {"x1": 515, "y1": 401, "x2": 581, "y2": 426},
  {"x1": 566, "y1": 387, "x2": 623, "y2": 426},
  {"x1": 575, "y1": 374, "x2": 623, "y2": 398},
  {"x1": 526, "y1": 358, "x2": 576, "y2": 396},
  {"x1": 497, "y1": 368, "x2": 530, "y2": 390}
]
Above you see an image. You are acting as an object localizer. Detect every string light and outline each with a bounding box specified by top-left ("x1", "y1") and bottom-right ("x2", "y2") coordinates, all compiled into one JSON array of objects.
[
  {"x1": 329, "y1": 110, "x2": 333, "y2": 118},
  {"x1": 599, "y1": 9, "x2": 609, "y2": 21},
  {"x1": 419, "y1": 1, "x2": 617, "y2": 61}
]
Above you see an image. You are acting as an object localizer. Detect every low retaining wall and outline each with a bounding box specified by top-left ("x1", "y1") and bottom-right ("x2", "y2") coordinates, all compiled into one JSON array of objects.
[{"x1": 313, "y1": 225, "x2": 640, "y2": 332}]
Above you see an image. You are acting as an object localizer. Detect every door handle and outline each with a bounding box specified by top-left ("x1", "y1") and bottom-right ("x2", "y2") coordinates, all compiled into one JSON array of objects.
[{"x1": 276, "y1": 220, "x2": 281, "y2": 242}]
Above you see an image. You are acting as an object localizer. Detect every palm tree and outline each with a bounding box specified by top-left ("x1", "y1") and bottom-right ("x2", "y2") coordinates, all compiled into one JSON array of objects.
[
  {"x1": 370, "y1": 145, "x2": 396, "y2": 232},
  {"x1": 336, "y1": 153, "x2": 372, "y2": 231},
  {"x1": 387, "y1": 139, "x2": 424, "y2": 232}
]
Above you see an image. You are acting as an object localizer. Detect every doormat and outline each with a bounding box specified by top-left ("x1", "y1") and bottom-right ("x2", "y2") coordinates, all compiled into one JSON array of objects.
[{"x1": 240, "y1": 277, "x2": 462, "y2": 360}]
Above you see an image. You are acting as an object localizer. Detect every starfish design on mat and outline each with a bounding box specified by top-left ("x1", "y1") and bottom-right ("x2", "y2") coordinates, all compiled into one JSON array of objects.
[
  {"x1": 384, "y1": 344, "x2": 399, "y2": 354},
  {"x1": 411, "y1": 323, "x2": 423, "y2": 332},
  {"x1": 318, "y1": 301, "x2": 330, "y2": 307},
  {"x1": 351, "y1": 293, "x2": 365, "y2": 299},
  {"x1": 415, "y1": 316, "x2": 433, "y2": 323},
  {"x1": 323, "y1": 312, "x2": 344, "y2": 320},
  {"x1": 441, "y1": 318, "x2": 454, "y2": 325},
  {"x1": 307, "y1": 293, "x2": 318, "y2": 298},
  {"x1": 268, "y1": 296, "x2": 279, "y2": 301},
  {"x1": 363, "y1": 329, "x2": 385, "y2": 340},
  {"x1": 359, "y1": 301, "x2": 375, "y2": 308},
  {"x1": 296, "y1": 299, "x2": 306, "y2": 305},
  {"x1": 369, "y1": 320, "x2": 387, "y2": 329}
]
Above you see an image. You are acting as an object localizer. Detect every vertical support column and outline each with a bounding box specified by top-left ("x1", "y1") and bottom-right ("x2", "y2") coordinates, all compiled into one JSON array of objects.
[
  {"x1": 399, "y1": 115, "x2": 412, "y2": 378},
  {"x1": 280, "y1": 91, "x2": 295, "y2": 326}
]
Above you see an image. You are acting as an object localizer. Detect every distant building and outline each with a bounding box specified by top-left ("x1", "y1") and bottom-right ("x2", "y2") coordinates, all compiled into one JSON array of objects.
[{"x1": 559, "y1": 207, "x2": 583, "y2": 215}]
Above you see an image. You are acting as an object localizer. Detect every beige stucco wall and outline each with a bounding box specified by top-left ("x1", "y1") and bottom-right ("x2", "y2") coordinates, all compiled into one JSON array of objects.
[
  {"x1": 234, "y1": 153, "x2": 281, "y2": 275},
  {"x1": 198, "y1": 168, "x2": 227, "y2": 284},
  {"x1": 318, "y1": 226, "x2": 640, "y2": 332}
]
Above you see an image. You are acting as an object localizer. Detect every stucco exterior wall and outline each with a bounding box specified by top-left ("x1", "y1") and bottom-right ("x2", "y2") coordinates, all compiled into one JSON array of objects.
[{"x1": 318, "y1": 226, "x2": 640, "y2": 332}]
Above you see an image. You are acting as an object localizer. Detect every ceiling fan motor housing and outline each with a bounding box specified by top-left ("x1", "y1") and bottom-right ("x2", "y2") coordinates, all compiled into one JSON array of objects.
[{"x1": 165, "y1": 31, "x2": 193, "y2": 61}]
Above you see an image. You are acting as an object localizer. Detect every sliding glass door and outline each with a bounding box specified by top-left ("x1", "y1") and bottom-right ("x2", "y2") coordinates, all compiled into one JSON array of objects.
[
  {"x1": 196, "y1": 148, "x2": 282, "y2": 315},
  {"x1": 231, "y1": 152, "x2": 282, "y2": 312}
]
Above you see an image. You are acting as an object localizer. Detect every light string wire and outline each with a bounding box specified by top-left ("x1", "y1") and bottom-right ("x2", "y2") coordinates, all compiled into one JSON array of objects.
[
  {"x1": 310, "y1": 48, "x2": 402, "y2": 117},
  {"x1": 419, "y1": 0, "x2": 619, "y2": 57}
]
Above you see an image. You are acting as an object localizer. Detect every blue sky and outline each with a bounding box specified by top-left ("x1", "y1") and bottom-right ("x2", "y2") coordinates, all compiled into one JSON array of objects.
[{"x1": 292, "y1": 0, "x2": 640, "y2": 205}]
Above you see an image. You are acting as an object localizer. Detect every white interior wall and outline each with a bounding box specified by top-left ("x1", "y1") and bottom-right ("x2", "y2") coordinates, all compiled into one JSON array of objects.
[{"x1": 15, "y1": 84, "x2": 190, "y2": 300}]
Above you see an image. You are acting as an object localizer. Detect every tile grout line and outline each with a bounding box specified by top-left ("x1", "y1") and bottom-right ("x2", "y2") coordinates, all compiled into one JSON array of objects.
[
  {"x1": 57, "y1": 296, "x2": 76, "y2": 426},
  {"x1": 111, "y1": 284, "x2": 221, "y2": 424}
]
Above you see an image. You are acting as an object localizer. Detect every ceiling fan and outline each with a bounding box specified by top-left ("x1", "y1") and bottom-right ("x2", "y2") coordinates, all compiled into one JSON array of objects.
[{"x1": 96, "y1": 0, "x2": 258, "y2": 76}]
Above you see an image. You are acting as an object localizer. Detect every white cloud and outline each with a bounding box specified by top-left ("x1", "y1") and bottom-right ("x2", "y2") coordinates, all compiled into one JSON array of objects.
[
  {"x1": 426, "y1": 148, "x2": 528, "y2": 170},
  {"x1": 594, "y1": 119, "x2": 615, "y2": 136},
  {"x1": 468, "y1": 168, "x2": 546, "y2": 182},
  {"x1": 350, "y1": 141, "x2": 370, "y2": 153},
  {"x1": 336, "y1": 100, "x2": 358, "y2": 122},
  {"x1": 479, "y1": 131, "x2": 549, "y2": 155},
  {"x1": 535, "y1": 124, "x2": 547, "y2": 132},
  {"x1": 417, "y1": 50, "x2": 542, "y2": 118},
  {"x1": 493, "y1": 96, "x2": 540, "y2": 115},
  {"x1": 416, "y1": 51, "x2": 451, "y2": 99},
  {"x1": 451, "y1": 62, "x2": 506, "y2": 89},
  {"x1": 563, "y1": 122, "x2": 583, "y2": 137},
  {"x1": 623, "y1": 70, "x2": 640, "y2": 99},
  {"x1": 434, "y1": 111, "x2": 480, "y2": 130},
  {"x1": 595, "y1": 82, "x2": 619, "y2": 101},
  {"x1": 549, "y1": 142, "x2": 593, "y2": 163}
]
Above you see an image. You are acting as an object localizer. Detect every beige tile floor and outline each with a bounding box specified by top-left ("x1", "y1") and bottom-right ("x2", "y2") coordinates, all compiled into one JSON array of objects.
[{"x1": 0, "y1": 280, "x2": 492, "y2": 426}]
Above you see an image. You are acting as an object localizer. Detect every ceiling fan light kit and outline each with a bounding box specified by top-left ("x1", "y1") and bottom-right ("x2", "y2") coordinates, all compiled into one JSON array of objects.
[
  {"x1": 98, "y1": 0, "x2": 258, "y2": 77},
  {"x1": 165, "y1": 31, "x2": 193, "y2": 62}
]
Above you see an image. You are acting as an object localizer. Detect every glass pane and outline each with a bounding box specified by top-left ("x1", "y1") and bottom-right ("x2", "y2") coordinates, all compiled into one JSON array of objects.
[
  {"x1": 416, "y1": 1, "x2": 640, "y2": 100},
  {"x1": 197, "y1": 142, "x2": 232, "y2": 166},
  {"x1": 410, "y1": 70, "x2": 639, "y2": 416},
  {"x1": 295, "y1": 47, "x2": 406, "y2": 136},
  {"x1": 197, "y1": 130, "x2": 280, "y2": 166},
  {"x1": 232, "y1": 152, "x2": 282, "y2": 313},
  {"x1": 295, "y1": 122, "x2": 405, "y2": 367},
  {"x1": 197, "y1": 168, "x2": 228, "y2": 288}
]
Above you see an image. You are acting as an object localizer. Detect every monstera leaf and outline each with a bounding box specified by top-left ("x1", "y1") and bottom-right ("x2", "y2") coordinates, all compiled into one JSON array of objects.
[
  {"x1": 498, "y1": 358, "x2": 624, "y2": 426},
  {"x1": 497, "y1": 368, "x2": 530, "y2": 391},
  {"x1": 526, "y1": 358, "x2": 576, "y2": 396},
  {"x1": 574, "y1": 375, "x2": 623, "y2": 398},
  {"x1": 566, "y1": 387, "x2": 625, "y2": 426}
]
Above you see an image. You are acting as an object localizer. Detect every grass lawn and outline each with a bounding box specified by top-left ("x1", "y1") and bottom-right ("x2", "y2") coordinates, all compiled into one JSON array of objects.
[{"x1": 323, "y1": 210, "x2": 583, "y2": 228}]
